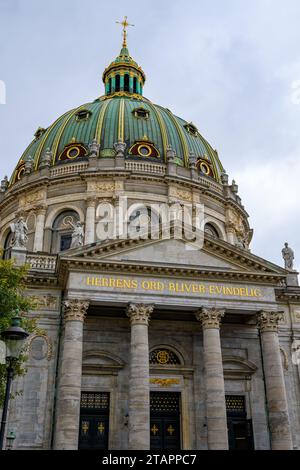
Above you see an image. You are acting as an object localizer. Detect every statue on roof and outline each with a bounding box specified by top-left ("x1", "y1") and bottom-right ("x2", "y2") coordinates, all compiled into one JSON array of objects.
[
  {"x1": 282, "y1": 242, "x2": 294, "y2": 270},
  {"x1": 70, "y1": 221, "x2": 85, "y2": 248}
]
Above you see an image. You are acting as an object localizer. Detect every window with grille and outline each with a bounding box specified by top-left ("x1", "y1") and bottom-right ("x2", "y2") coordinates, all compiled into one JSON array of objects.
[
  {"x1": 80, "y1": 392, "x2": 110, "y2": 411},
  {"x1": 149, "y1": 349, "x2": 181, "y2": 365},
  {"x1": 150, "y1": 392, "x2": 180, "y2": 413},
  {"x1": 226, "y1": 395, "x2": 246, "y2": 416}
]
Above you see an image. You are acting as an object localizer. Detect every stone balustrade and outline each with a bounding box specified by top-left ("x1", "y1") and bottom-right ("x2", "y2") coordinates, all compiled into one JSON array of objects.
[
  {"x1": 125, "y1": 161, "x2": 166, "y2": 175},
  {"x1": 26, "y1": 254, "x2": 57, "y2": 271}
]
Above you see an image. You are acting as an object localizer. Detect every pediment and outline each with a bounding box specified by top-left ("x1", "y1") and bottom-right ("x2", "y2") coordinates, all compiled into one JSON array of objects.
[
  {"x1": 82, "y1": 350, "x2": 124, "y2": 374},
  {"x1": 59, "y1": 229, "x2": 287, "y2": 281},
  {"x1": 100, "y1": 238, "x2": 240, "y2": 270}
]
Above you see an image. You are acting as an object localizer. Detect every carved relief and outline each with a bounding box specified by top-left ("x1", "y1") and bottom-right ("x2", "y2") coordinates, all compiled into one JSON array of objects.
[
  {"x1": 88, "y1": 182, "x2": 115, "y2": 192},
  {"x1": 293, "y1": 309, "x2": 300, "y2": 323},
  {"x1": 169, "y1": 186, "x2": 192, "y2": 202},
  {"x1": 127, "y1": 303, "x2": 154, "y2": 325},
  {"x1": 195, "y1": 307, "x2": 225, "y2": 329},
  {"x1": 27, "y1": 333, "x2": 53, "y2": 361},
  {"x1": 19, "y1": 190, "x2": 45, "y2": 207},
  {"x1": 31, "y1": 294, "x2": 59, "y2": 311},
  {"x1": 150, "y1": 378, "x2": 180, "y2": 387}
]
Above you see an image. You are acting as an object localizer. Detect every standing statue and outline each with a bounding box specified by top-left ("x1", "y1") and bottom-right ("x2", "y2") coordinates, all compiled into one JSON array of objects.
[
  {"x1": 282, "y1": 242, "x2": 294, "y2": 270},
  {"x1": 70, "y1": 221, "x2": 84, "y2": 248},
  {"x1": 10, "y1": 217, "x2": 28, "y2": 248}
]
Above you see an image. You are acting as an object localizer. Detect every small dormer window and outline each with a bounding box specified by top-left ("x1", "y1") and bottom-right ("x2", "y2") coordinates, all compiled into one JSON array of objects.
[
  {"x1": 75, "y1": 110, "x2": 92, "y2": 122},
  {"x1": 184, "y1": 122, "x2": 198, "y2": 137},
  {"x1": 132, "y1": 107, "x2": 149, "y2": 119},
  {"x1": 34, "y1": 127, "x2": 46, "y2": 140}
]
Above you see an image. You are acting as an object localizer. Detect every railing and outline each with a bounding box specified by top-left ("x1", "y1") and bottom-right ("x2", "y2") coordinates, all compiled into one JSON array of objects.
[
  {"x1": 50, "y1": 162, "x2": 89, "y2": 177},
  {"x1": 198, "y1": 176, "x2": 223, "y2": 194},
  {"x1": 26, "y1": 254, "x2": 57, "y2": 271},
  {"x1": 125, "y1": 161, "x2": 166, "y2": 175}
]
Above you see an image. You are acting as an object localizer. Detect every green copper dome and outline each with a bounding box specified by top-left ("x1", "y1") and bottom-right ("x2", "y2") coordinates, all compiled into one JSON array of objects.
[{"x1": 10, "y1": 39, "x2": 225, "y2": 184}]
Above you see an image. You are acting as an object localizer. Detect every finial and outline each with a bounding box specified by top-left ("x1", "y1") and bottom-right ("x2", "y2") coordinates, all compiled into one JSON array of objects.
[{"x1": 116, "y1": 16, "x2": 134, "y2": 48}]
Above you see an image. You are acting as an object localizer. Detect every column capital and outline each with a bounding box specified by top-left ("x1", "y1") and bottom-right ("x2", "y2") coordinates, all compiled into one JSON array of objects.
[
  {"x1": 34, "y1": 204, "x2": 47, "y2": 215},
  {"x1": 86, "y1": 196, "x2": 98, "y2": 207},
  {"x1": 196, "y1": 307, "x2": 225, "y2": 329},
  {"x1": 63, "y1": 299, "x2": 89, "y2": 322},
  {"x1": 127, "y1": 303, "x2": 154, "y2": 325},
  {"x1": 257, "y1": 310, "x2": 284, "y2": 333}
]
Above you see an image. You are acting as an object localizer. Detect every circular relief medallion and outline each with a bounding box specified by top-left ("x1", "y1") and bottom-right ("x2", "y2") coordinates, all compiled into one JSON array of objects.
[{"x1": 156, "y1": 350, "x2": 170, "y2": 364}]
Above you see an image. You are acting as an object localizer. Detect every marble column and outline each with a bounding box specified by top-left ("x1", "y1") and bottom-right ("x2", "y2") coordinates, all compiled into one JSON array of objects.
[
  {"x1": 85, "y1": 197, "x2": 96, "y2": 245},
  {"x1": 127, "y1": 303, "x2": 154, "y2": 450},
  {"x1": 257, "y1": 311, "x2": 293, "y2": 450},
  {"x1": 54, "y1": 299, "x2": 89, "y2": 450},
  {"x1": 196, "y1": 307, "x2": 228, "y2": 450},
  {"x1": 33, "y1": 205, "x2": 47, "y2": 252}
]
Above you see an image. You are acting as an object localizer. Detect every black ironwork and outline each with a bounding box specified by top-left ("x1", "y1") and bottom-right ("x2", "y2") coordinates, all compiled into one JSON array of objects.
[
  {"x1": 150, "y1": 392, "x2": 181, "y2": 450},
  {"x1": 149, "y1": 349, "x2": 181, "y2": 365},
  {"x1": 78, "y1": 392, "x2": 110, "y2": 450},
  {"x1": 226, "y1": 395, "x2": 254, "y2": 450}
]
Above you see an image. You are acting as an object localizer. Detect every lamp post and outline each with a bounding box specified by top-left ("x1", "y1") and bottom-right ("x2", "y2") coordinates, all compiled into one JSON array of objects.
[
  {"x1": 0, "y1": 317, "x2": 29, "y2": 450},
  {"x1": 6, "y1": 431, "x2": 16, "y2": 450}
]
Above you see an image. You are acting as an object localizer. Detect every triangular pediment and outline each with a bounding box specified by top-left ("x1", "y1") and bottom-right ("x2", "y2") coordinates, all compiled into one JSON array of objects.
[
  {"x1": 59, "y1": 224, "x2": 287, "y2": 281},
  {"x1": 96, "y1": 238, "x2": 239, "y2": 270}
]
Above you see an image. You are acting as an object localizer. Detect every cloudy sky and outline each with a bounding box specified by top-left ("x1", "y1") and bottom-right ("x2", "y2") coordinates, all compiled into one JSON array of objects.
[{"x1": 0, "y1": 0, "x2": 299, "y2": 271}]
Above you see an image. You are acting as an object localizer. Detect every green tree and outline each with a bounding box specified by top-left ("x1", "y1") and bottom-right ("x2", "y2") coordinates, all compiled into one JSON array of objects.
[{"x1": 0, "y1": 257, "x2": 38, "y2": 405}]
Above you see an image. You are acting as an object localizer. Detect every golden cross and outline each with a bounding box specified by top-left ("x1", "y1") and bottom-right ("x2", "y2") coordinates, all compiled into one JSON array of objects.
[
  {"x1": 116, "y1": 16, "x2": 134, "y2": 47},
  {"x1": 167, "y1": 425, "x2": 175, "y2": 435},
  {"x1": 98, "y1": 422, "x2": 105, "y2": 434},
  {"x1": 151, "y1": 424, "x2": 159, "y2": 436},
  {"x1": 82, "y1": 421, "x2": 89, "y2": 434}
]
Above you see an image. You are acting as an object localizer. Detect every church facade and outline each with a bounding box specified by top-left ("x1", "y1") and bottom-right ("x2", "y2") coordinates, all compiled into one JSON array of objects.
[{"x1": 1, "y1": 24, "x2": 300, "y2": 450}]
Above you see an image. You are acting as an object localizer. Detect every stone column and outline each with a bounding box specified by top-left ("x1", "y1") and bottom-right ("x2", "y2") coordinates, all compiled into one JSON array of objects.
[
  {"x1": 257, "y1": 311, "x2": 293, "y2": 450},
  {"x1": 33, "y1": 205, "x2": 47, "y2": 252},
  {"x1": 196, "y1": 307, "x2": 228, "y2": 450},
  {"x1": 85, "y1": 197, "x2": 97, "y2": 245},
  {"x1": 54, "y1": 299, "x2": 89, "y2": 450},
  {"x1": 127, "y1": 303, "x2": 154, "y2": 450}
]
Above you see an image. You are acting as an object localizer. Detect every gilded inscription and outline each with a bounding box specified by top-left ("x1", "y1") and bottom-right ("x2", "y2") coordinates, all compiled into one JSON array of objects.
[{"x1": 85, "y1": 275, "x2": 263, "y2": 298}]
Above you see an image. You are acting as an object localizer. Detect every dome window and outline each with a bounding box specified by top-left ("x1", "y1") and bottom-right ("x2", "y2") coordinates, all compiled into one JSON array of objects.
[
  {"x1": 13, "y1": 161, "x2": 26, "y2": 183},
  {"x1": 34, "y1": 127, "x2": 46, "y2": 140},
  {"x1": 124, "y1": 74, "x2": 130, "y2": 92},
  {"x1": 196, "y1": 158, "x2": 214, "y2": 178},
  {"x1": 184, "y1": 122, "x2": 198, "y2": 137},
  {"x1": 133, "y1": 77, "x2": 137, "y2": 93},
  {"x1": 129, "y1": 138, "x2": 160, "y2": 158},
  {"x1": 115, "y1": 75, "x2": 121, "y2": 92},
  {"x1": 75, "y1": 110, "x2": 92, "y2": 122},
  {"x1": 204, "y1": 223, "x2": 219, "y2": 239},
  {"x1": 58, "y1": 142, "x2": 87, "y2": 162},
  {"x1": 132, "y1": 107, "x2": 149, "y2": 120}
]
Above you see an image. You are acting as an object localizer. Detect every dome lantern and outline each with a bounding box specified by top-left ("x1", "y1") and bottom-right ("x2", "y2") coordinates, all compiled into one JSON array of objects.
[{"x1": 102, "y1": 16, "x2": 146, "y2": 98}]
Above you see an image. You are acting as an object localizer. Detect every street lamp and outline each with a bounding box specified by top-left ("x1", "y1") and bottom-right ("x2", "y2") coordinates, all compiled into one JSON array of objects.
[
  {"x1": 0, "y1": 316, "x2": 29, "y2": 450},
  {"x1": 6, "y1": 431, "x2": 16, "y2": 450}
]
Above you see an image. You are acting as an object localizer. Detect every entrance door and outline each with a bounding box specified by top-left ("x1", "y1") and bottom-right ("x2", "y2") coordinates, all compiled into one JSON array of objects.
[
  {"x1": 150, "y1": 392, "x2": 181, "y2": 450},
  {"x1": 78, "y1": 392, "x2": 109, "y2": 450},
  {"x1": 226, "y1": 395, "x2": 254, "y2": 450}
]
